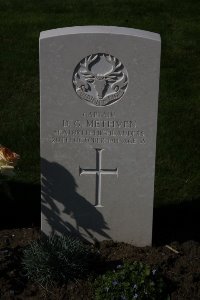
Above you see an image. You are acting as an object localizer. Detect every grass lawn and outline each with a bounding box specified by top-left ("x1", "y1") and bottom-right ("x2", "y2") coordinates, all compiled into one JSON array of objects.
[{"x1": 0, "y1": 0, "x2": 199, "y2": 206}]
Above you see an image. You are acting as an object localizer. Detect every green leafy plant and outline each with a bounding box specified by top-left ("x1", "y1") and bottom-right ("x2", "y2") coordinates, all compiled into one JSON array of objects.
[
  {"x1": 94, "y1": 261, "x2": 169, "y2": 300},
  {"x1": 22, "y1": 234, "x2": 92, "y2": 286}
]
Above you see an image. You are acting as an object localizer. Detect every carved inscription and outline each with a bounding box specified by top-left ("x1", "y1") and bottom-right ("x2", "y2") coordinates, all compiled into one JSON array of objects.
[
  {"x1": 50, "y1": 111, "x2": 146, "y2": 145},
  {"x1": 79, "y1": 148, "x2": 118, "y2": 207}
]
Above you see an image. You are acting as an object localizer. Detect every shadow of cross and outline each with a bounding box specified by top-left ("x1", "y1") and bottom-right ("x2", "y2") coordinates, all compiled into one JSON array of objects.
[{"x1": 79, "y1": 148, "x2": 118, "y2": 207}]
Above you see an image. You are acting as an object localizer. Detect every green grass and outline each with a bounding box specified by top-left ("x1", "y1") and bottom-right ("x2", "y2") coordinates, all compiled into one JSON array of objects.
[{"x1": 0, "y1": 0, "x2": 199, "y2": 205}]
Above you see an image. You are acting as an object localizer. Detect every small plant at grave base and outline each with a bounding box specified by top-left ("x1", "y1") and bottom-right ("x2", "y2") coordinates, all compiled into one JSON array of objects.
[
  {"x1": 22, "y1": 234, "x2": 92, "y2": 287},
  {"x1": 94, "y1": 262, "x2": 169, "y2": 300}
]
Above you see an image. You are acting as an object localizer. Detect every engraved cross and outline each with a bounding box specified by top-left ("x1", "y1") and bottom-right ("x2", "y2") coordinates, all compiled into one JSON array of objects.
[{"x1": 79, "y1": 148, "x2": 118, "y2": 207}]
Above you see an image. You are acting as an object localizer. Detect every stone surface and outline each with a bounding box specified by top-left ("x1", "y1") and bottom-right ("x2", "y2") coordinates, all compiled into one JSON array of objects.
[{"x1": 40, "y1": 26, "x2": 161, "y2": 246}]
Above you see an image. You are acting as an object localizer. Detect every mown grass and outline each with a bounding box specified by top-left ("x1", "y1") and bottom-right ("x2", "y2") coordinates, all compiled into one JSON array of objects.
[{"x1": 0, "y1": 0, "x2": 199, "y2": 205}]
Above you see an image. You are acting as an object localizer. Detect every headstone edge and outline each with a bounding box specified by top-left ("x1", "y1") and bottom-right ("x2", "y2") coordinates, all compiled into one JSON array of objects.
[{"x1": 39, "y1": 25, "x2": 161, "y2": 42}]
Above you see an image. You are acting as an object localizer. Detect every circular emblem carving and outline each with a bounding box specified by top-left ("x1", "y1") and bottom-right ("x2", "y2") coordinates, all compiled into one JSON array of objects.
[{"x1": 72, "y1": 53, "x2": 128, "y2": 106}]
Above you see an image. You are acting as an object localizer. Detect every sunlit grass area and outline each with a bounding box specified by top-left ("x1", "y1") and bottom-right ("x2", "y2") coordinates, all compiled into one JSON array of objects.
[{"x1": 0, "y1": 0, "x2": 199, "y2": 206}]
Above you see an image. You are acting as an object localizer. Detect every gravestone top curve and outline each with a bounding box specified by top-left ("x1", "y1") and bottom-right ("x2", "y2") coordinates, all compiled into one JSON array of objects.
[{"x1": 40, "y1": 25, "x2": 160, "y2": 42}]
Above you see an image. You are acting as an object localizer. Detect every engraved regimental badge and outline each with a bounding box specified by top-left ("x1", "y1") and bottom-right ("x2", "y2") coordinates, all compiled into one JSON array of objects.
[{"x1": 73, "y1": 53, "x2": 128, "y2": 107}]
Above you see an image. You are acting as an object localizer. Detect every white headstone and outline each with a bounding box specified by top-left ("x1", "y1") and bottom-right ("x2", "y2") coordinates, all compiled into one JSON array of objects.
[{"x1": 40, "y1": 26, "x2": 161, "y2": 246}]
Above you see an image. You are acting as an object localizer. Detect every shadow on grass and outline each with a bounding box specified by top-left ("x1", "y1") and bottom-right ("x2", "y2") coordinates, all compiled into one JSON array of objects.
[
  {"x1": 0, "y1": 181, "x2": 40, "y2": 229},
  {"x1": 153, "y1": 197, "x2": 200, "y2": 245},
  {"x1": 0, "y1": 179, "x2": 199, "y2": 246}
]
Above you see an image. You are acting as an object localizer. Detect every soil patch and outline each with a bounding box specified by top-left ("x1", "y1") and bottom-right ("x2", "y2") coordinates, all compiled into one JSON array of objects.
[{"x1": 0, "y1": 228, "x2": 199, "y2": 299}]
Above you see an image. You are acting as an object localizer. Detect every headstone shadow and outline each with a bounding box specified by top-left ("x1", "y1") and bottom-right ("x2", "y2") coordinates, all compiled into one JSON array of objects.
[{"x1": 41, "y1": 158, "x2": 110, "y2": 242}]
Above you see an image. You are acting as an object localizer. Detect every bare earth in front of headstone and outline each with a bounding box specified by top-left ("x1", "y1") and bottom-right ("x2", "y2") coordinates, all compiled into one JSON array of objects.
[{"x1": 0, "y1": 227, "x2": 199, "y2": 300}]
